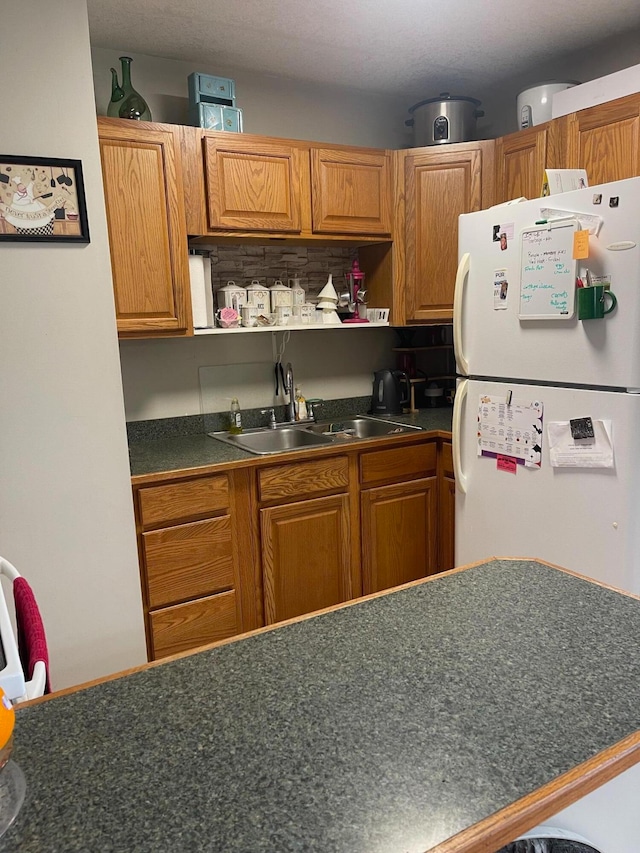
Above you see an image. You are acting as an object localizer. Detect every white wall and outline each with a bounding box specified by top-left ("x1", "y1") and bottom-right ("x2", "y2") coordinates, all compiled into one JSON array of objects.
[
  {"x1": 0, "y1": 1, "x2": 147, "y2": 689},
  {"x1": 120, "y1": 328, "x2": 395, "y2": 421},
  {"x1": 478, "y1": 27, "x2": 640, "y2": 138},
  {"x1": 91, "y1": 47, "x2": 413, "y2": 149}
]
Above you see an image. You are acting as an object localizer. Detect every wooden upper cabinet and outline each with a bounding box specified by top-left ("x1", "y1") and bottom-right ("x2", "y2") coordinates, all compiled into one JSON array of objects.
[
  {"x1": 204, "y1": 136, "x2": 304, "y2": 232},
  {"x1": 98, "y1": 118, "x2": 191, "y2": 336},
  {"x1": 404, "y1": 143, "x2": 490, "y2": 323},
  {"x1": 566, "y1": 95, "x2": 640, "y2": 184},
  {"x1": 494, "y1": 122, "x2": 564, "y2": 204},
  {"x1": 310, "y1": 147, "x2": 392, "y2": 235}
]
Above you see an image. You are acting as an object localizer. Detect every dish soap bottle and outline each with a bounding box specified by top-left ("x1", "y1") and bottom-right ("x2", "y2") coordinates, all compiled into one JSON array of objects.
[
  {"x1": 294, "y1": 386, "x2": 308, "y2": 421},
  {"x1": 229, "y1": 398, "x2": 243, "y2": 434}
]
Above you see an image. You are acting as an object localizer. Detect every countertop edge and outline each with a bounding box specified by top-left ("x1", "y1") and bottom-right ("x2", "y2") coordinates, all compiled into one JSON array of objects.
[{"x1": 429, "y1": 730, "x2": 640, "y2": 853}]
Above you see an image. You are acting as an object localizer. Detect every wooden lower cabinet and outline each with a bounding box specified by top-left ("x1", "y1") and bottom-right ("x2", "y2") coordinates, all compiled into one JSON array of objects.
[
  {"x1": 361, "y1": 477, "x2": 437, "y2": 594},
  {"x1": 261, "y1": 494, "x2": 352, "y2": 624},
  {"x1": 133, "y1": 436, "x2": 456, "y2": 655},
  {"x1": 135, "y1": 471, "x2": 251, "y2": 661}
]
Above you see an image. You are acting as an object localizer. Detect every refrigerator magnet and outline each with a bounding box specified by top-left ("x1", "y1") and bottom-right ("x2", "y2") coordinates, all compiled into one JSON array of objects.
[{"x1": 494, "y1": 269, "x2": 509, "y2": 309}]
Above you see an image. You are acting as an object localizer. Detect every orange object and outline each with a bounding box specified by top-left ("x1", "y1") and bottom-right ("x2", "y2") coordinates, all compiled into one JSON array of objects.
[{"x1": 0, "y1": 688, "x2": 15, "y2": 751}]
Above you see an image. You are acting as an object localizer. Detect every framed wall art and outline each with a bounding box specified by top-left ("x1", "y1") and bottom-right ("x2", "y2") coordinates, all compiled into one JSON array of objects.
[{"x1": 0, "y1": 156, "x2": 90, "y2": 244}]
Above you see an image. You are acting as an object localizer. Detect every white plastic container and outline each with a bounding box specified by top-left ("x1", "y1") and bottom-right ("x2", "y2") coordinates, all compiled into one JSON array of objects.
[{"x1": 516, "y1": 81, "x2": 579, "y2": 129}]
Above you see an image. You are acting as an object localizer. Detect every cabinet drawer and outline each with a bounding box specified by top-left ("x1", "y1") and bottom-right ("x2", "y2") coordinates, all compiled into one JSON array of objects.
[
  {"x1": 360, "y1": 442, "x2": 437, "y2": 487},
  {"x1": 138, "y1": 474, "x2": 229, "y2": 528},
  {"x1": 143, "y1": 517, "x2": 233, "y2": 608},
  {"x1": 258, "y1": 455, "x2": 349, "y2": 503},
  {"x1": 150, "y1": 589, "x2": 238, "y2": 659}
]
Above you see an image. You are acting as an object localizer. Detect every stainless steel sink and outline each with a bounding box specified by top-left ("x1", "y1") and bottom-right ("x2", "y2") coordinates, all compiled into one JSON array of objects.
[
  {"x1": 209, "y1": 426, "x2": 335, "y2": 456},
  {"x1": 209, "y1": 416, "x2": 422, "y2": 456},
  {"x1": 305, "y1": 417, "x2": 422, "y2": 439}
]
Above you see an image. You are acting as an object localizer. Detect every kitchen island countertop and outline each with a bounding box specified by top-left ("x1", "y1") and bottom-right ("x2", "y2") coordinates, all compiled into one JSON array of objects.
[
  {"x1": 6, "y1": 558, "x2": 640, "y2": 852},
  {"x1": 128, "y1": 407, "x2": 453, "y2": 477}
]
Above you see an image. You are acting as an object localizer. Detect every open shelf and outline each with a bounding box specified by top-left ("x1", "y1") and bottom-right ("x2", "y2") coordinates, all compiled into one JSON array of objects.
[
  {"x1": 194, "y1": 322, "x2": 390, "y2": 335},
  {"x1": 392, "y1": 345, "x2": 453, "y2": 352}
]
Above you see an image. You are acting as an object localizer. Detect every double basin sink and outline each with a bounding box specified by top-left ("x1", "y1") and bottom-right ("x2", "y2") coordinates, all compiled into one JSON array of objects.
[{"x1": 210, "y1": 416, "x2": 422, "y2": 456}]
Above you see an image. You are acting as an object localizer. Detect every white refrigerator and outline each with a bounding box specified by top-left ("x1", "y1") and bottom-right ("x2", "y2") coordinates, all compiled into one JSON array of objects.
[{"x1": 453, "y1": 177, "x2": 640, "y2": 596}]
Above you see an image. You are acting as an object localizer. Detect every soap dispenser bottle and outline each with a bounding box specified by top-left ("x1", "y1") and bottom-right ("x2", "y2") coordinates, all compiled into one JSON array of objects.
[
  {"x1": 294, "y1": 386, "x2": 308, "y2": 421},
  {"x1": 229, "y1": 398, "x2": 243, "y2": 434}
]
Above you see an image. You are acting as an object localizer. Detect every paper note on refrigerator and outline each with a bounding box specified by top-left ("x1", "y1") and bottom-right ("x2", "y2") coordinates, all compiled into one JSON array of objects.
[
  {"x1": 477, "y1": 395, "x2": 543, "y2": 467},
  {"x1": 547, "y1": 420, "x2": 614, "y2": 467}
]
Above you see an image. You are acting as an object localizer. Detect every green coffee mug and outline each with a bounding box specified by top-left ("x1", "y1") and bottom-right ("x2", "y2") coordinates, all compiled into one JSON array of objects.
[{"x1": 577, "y1": 285, "x2": 617, "y2": 320}]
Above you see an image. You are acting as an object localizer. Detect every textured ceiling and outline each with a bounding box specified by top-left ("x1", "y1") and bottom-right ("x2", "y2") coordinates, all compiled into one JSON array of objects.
[{"x1": 87, "y1": 0, "x2": 640, "y2": 96}]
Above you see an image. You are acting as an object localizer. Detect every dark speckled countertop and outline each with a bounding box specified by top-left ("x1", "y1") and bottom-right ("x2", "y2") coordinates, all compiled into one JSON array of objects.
[
  {"x1": 6, "y1": 559, "x2": 640, "y2": 852},
  {"x1": 128, "y1": 407, "x2": 453, "y2": 478}
]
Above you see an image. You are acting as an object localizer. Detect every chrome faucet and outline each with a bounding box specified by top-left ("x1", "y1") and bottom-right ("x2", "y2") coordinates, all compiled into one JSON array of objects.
[
  {"x1": 260, "y1": 407, "x2": 277, "y2": 429},
  {"x1": 284, "y1": 362, "x2": 295, "y2": 422}
]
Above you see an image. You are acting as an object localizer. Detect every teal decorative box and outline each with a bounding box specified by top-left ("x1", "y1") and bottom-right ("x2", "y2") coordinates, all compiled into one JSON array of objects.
[
  {"x1": 187, "y1": 72, "x2": 242, "y2": 131},
  {"x1": 187, "y1": 73, "x2": 235, "y2": 107},
  {"x1": 190, "y1": 103, "x2": 243, "y2": 133}
]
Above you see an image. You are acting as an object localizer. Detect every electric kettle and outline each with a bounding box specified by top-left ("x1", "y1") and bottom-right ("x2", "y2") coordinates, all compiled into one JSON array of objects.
[{"x1": 370, "y1": 369, "x2": 410, "y2": 415}]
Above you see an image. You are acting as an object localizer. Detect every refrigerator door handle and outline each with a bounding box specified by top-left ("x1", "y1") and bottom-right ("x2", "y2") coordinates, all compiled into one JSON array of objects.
[
  {"x1": 453, "y1": 252, "x2": 470, "y2": 377},
  {"x1": 452, "y1": 377, "x2": 468, "y2": 494}
]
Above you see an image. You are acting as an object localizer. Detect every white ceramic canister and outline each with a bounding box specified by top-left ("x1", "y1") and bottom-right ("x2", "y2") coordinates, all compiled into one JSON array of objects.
[
  {"x1": 246, "y1": 279, "x2": 270, "y2": 312},
  {"x1": 299, "y1": 303, "x2": 315, "y2": 324},
  {"x1": 288, "y1": 277, "x2": 306, "y2": 307},
  {"x1": 217, "y1": 280, "x2": 247, "y2": 312},
  {"x1": 240, "y1": 305, "x2": 260, "y2": 327},
  {"x1": 269, "y1": 279, "x2": 294, "y2": 312},
  {"x1": 275, "y1": 305, "x2": 293, "y2": 326}
]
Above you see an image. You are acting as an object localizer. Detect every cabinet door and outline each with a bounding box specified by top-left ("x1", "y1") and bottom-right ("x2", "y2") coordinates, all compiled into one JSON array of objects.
[
  {"x1": 98, "y1": 119, "x2": 190, "y2": 336},
  {"x1": 438, "y1": 442, "x2": 455, "y2": 573},
  {"x1": 204, "y1": 136, "x2": 304, "y2": 232},
  {"x1": 361, "y1": 477, "x2": 437, "y2": 595},
  {"x1": 310, "y1": 148, "x2": 392, "y2": 235},
  {"x1": 261, "y1": 494, "x2": 352, "y2": 624},
  {"x1": 566, "y1": 96, "x2": 640, "y2": 184},
  {"x1": 404, "y1": 147, "x2": 483, "y2": 322},
  {"x1": 494, "y1": 123, "x2": 563, "y2": 204},
  {"x1": 438, "y1": 478, "x2": 456, "y2": 573}
]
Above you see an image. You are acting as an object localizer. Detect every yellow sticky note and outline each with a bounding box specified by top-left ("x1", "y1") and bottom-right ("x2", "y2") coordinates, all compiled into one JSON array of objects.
[{"x1": 573, "y1": 229, "x2": 589, "y2": 259}]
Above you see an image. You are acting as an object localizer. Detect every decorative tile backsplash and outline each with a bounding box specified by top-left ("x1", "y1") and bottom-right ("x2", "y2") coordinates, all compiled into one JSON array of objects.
[{"x1": 206, "y1": 245, "x2": 358, "y2": 302}]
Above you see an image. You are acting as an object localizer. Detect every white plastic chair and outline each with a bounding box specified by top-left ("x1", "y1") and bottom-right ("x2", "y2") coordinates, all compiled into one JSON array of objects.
[{"x1": 0, "y1": 558, "x2": 48, "y2": 702}]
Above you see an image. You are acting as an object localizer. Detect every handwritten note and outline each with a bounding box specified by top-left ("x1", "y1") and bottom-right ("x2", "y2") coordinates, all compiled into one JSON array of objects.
[
  {"x1": 573, "y1": 229, "x2": 590, "y2": 259},
  {"x1": 519, "y1": 221, "x2": 578, "y2": 320}
]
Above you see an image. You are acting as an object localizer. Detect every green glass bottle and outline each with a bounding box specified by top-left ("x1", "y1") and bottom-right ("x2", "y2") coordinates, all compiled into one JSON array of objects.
[
  {"x1": 107, "y1": 67, "x2": 124, "y2": 117},
  {"x1": 111, "y1": 56, "x2": 152, "y2": 122}
]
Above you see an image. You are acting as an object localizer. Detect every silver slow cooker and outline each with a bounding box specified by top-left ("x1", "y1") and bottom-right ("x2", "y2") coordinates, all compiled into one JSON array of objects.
[{"x1": 406, "y1": 92, "x2": 484, "y2": 147}]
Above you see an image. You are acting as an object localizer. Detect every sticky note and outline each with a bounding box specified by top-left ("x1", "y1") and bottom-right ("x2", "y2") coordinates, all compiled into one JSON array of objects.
[
  {"x1": 497, "y1": 455, "x2": 517, "y2": 474},
  {"x1": 573, "y1": 229, "x2": 589, "y2": 259}
]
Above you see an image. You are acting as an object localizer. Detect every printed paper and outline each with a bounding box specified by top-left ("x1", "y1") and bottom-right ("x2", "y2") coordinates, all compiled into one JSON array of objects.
[
  {"x1": 547, "y1": 420, "x2": 614, "y2": 468},
  {"x1": 478, "y1": 395, "x2": 543, "y2": 467}
]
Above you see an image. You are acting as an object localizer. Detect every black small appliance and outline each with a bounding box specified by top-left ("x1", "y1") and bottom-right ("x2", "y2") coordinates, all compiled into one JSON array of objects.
[{"x1": 370, "y1": 369, "x2": 410, "y2": 415}]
